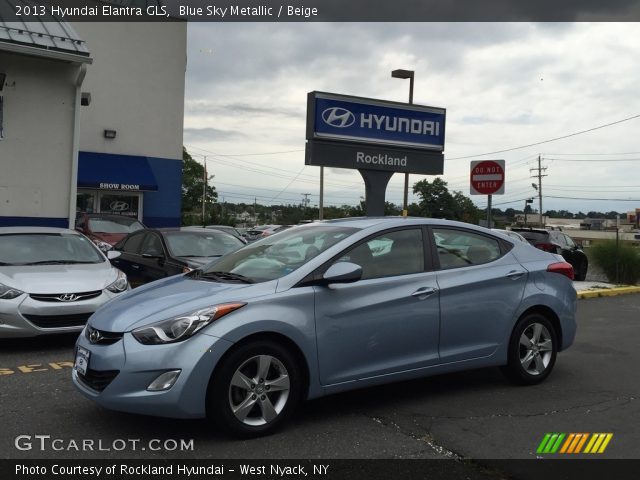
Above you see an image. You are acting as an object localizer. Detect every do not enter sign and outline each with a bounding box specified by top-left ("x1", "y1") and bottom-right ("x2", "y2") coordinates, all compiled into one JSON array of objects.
[{"x1": 470, "y1": 160, "x2": 505, "y2": 195}]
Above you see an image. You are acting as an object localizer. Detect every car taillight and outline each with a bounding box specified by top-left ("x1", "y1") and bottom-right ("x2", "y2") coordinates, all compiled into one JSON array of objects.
[
  {"x1": 547, "y1": 262, "x2": 574, "y2": 280},
  {"x1": 535, "y1": 242, "x2": 556, "y2": 252}
]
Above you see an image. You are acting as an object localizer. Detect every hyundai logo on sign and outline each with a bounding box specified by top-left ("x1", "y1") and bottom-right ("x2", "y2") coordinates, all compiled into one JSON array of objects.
[
  {"x1": 309, "y1": 91, "x2": 446, "y2": 151},
  {"x1": 322, "y1": 107, "x2": 356, "y2": 128}
]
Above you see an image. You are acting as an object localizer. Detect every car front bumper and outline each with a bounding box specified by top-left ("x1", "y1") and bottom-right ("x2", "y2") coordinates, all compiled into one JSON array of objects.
[
  {"x1": 0, "y1": 291, "x2": 122, "y2": 338},
  {"x1": 72, "y1": 328, "x2": 234, "y2": 419}
]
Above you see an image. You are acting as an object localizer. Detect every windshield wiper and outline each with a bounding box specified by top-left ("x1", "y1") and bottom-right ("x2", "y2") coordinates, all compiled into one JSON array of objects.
[
  {"x1": 199, "y1": 271, "x2": 255, "y2": 284},
  {"x1": 22, "y1": 260, "x2": 98, "y2": 265}
]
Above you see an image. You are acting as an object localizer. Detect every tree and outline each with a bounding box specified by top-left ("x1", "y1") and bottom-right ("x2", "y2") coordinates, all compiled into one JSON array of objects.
[
  {"x1": 182, "y1": 147, "x2": 217, "y2": 224},
  {"x1": 413, "y1": 177, "x2": 480, "y2": 222}
]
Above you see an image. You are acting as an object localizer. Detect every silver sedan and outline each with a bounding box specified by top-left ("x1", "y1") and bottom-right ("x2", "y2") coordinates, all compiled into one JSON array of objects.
[{"x1": 0, "y1": 227, "x2": 129, "y2": 337}]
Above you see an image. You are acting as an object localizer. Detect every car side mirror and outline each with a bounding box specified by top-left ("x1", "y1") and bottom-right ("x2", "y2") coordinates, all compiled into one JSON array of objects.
[
  {"x1": 107, "y1": 250, "x2": 121, "y2": 260},
  {"x1": 321, "y1": 262, "x2": 362, "y2": 285}
]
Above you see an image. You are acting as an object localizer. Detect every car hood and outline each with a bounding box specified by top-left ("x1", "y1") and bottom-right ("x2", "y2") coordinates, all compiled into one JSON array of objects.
[
  {"x1": 90, "y1": 232, "x2": 126, "y2": 245},
  {"x1": 0, "y1": 263, "x2": 117, "y2": 294},
  {"x1": 181, "y1": 256, "x2": 221, "y2": 268},
  {"x1": 88, "y1": 275, "x2": 274, "y2": 332}
]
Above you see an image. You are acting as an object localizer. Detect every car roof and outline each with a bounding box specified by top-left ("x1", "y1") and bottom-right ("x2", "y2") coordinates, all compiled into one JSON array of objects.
[{"x1": 0, "y1": 226, "x2": 79, "y2": 235}]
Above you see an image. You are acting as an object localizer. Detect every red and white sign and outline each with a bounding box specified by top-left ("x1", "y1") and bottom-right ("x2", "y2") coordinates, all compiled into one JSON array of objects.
[{"x1": 470, "y1": 160, "x2": 505, "y2": 195}]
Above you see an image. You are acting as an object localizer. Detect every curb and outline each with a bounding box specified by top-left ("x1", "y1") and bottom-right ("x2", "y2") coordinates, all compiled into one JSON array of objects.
[{"x1": 577, "y1": 286, "x2": 640, "y2": 299}]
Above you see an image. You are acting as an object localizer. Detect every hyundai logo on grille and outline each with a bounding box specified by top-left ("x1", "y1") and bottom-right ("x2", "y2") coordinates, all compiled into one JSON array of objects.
[
  {"x1": 322, "y1": 107, "x2": 355, "y2": 128},
  {"x1": 88, "y1": 327, "x2": 102, "y2": 344},
  {"x1": 58, "y1": 293, "x2": 79, "y2": 302}
]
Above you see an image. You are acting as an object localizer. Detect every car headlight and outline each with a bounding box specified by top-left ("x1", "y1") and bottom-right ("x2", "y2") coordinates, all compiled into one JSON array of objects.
[
  {"x1": 131, "y1": 303, "x2": 246, "y2": 345},
  {"x1": 0, "y1": 283, "x2": 24, "y2": 300},
  {"x1": 106, "y1": 270, "x2": 128, "y2": 293},
  {"x1": 93, "y1": 239, "x2": 113, "y2": 252}
]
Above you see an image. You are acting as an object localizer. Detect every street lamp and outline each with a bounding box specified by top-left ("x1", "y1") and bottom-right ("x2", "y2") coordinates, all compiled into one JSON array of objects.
[{"x1": 391, "y1": 69, "x2": 414, "y2": 216}]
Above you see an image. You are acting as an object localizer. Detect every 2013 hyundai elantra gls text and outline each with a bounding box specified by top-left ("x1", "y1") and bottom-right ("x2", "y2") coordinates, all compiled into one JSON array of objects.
[{"x1": 73, "y1": 218, "x2": 577, "y2": 437}]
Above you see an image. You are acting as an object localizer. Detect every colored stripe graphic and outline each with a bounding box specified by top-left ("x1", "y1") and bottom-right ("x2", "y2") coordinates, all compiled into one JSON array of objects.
[{"x1": 538, "y1": 433, "x2": 613, "y2": 454}]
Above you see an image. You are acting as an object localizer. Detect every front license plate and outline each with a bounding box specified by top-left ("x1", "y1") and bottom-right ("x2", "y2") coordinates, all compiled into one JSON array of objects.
[{"x1": 75, "y1": 346, "x2": 90, "y2": 376}]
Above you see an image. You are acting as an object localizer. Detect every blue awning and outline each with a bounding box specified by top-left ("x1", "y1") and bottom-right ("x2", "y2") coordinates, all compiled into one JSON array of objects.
[{"x1": 78, "y1": 152, "x2": 158, "y2": 191}]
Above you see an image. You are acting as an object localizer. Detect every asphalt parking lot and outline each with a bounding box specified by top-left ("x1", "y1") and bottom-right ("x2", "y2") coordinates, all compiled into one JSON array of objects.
[{"x1": 1, "y1": 295, "x2": 638, "y2": 475}]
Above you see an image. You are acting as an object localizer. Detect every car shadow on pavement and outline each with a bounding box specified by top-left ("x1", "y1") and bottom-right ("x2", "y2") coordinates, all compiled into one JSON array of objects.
[{"x1": 0, "y1": 332, "x2": 78, "y2": 352}]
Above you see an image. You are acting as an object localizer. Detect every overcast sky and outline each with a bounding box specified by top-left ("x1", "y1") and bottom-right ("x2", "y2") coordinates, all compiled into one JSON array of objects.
[{"x1": 183, "y1": 22, "x2": 640, "y2": 215}]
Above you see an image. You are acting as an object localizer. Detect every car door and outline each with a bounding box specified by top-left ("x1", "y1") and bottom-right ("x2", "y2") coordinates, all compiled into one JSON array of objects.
[
  {"x1": 314, "y1": 227, "x2": 440, "y2": 386},
  {"x1": 110, "y1": 231, "x2": 145, "y2": 283},
  {"x1": 136, "y1": 232, "x2": 174, "y2": 285},
  {"x1": 432, "y1": 227, "x2": 529, "y2": 363}
]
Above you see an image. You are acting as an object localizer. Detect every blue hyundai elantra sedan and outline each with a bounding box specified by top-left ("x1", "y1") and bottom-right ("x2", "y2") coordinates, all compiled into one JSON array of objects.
[{"x1": 73, "y1": 217, "x2": 577, "y2": 437}]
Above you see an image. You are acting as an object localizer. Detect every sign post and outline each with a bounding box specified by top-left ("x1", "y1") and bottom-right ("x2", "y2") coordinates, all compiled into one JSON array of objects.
[{"x1": 470, "y1": 160, "x2": 505, "y2": 228}]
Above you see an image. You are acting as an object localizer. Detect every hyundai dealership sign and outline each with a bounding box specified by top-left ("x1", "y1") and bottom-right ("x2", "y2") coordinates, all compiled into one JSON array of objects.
[{"x1": 306, "y1": 91, "x2": 445, "y2": 175}]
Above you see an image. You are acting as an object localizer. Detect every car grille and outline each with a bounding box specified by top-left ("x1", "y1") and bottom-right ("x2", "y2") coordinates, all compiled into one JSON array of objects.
[
  {"x1": 85, "y1": 326, "x2": 123, "y2": 345},
  {"x1": 30, "y1": 290, "x2": 102, "y2": 302},
  {"x1": 23, "y1": 312, "x2": 93, "y2": 328},
  {"x1": 77, "y1": 368, "x2": 119, "y2": 392}
]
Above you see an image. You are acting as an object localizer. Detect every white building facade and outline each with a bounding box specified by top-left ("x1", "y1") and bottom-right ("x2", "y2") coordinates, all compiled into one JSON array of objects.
[{"x1": 0, "y1": 1, "x2": 186, "y2": 228}]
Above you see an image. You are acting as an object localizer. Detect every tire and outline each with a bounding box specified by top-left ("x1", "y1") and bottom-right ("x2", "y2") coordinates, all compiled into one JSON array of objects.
[
  {"x1": 574, "y1": 258, "x2": 588, "y2": 281},
  {"x1": 208, "y1": 340, "x2": 302, "y2": 438},
  {"x1": 501, "y1": 314, "x2": 558, "y2": 385}
]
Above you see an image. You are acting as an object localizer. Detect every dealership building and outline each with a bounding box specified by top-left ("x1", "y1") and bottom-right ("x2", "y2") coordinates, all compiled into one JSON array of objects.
[{"x1": 0, "y1": 7, "x2": 186, "y2": 228}]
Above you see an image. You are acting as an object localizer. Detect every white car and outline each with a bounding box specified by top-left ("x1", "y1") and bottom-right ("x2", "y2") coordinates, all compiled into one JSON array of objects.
[{"x1": 0, "y1": 227, "x2": 129, "y2": 338}]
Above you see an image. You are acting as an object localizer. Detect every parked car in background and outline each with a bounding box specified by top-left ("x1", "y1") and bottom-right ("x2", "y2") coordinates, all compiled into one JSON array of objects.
[
  {"x1": 75, "y1": 213, "x2": 145, "y2": 252},
  {"x1": 0, "y1": 227, "x2": 129, "y2": 338},
  {"x1": 109, "y1": 228, "x2": 245, "y2": 287},
  {"x1": 244, "y1": 225, "x2": 291, "y2": 242},
  {"x1": 183, "y1": 225, "x2": 248, "y2": 244},
  {"x1": 491, "y1": 229, "x2": 529, "y2": 243},
  {"x1": 73, "y1": 218, "x2": 576, "y2": 438},
  {"x1": 511, "y1": 227, "x2": 588, "y2": 280}
]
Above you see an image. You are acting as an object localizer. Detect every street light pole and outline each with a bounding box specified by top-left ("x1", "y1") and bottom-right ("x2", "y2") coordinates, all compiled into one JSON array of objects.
[{"x1": 391, "y1": 69, "x2": 414, "y2": 217}]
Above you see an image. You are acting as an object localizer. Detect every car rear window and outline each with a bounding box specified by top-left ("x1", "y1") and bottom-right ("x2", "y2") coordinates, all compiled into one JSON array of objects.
[{"x1": 515, "y1": 231, "x2": 549, "y2": 243}]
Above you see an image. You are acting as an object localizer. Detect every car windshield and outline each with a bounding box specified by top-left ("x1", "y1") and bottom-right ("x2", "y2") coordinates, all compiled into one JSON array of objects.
[
  {"x1": 88, "y1": 216, "x2": 144, "y2": 234},
  {"x1": 164, "y1": 231, "x2": 243, "y2": 257},
  {"x1": 196, "y1": 225, "x2": 358, "y2": 283},
  {"x1": 0, "y1": 233, "x2": 105, "y2": 265}
]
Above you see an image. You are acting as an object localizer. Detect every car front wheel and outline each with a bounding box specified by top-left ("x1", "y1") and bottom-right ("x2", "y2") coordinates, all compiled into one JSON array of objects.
[
  {"x1": 502, "y1": 314, "x2": 558, "y2": 385},
  {"x1": 208, "y1": 340, "x2": 302, "y2": 438}
]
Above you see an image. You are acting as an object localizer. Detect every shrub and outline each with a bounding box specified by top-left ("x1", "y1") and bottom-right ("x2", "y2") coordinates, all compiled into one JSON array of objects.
[{"x1": 589, "y1": 240, "x2": 640, "y2": 285}]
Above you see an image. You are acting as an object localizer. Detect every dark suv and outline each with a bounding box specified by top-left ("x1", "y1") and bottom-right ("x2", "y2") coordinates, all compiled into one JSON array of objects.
[{"x1": 511, "y1": 228, "x2": 588, "y2": 280}]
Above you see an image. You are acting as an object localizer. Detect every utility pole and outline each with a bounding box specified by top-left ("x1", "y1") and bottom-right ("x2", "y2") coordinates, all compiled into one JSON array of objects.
[
  {"x1": 530, "y1": 155, "x2": 547, "y2": 227},
  {"x1": 201, "y1": 156, "x2": 207, "y2": 226},
  {"x1": 302, "y1": 193, "x2": 311, "y2": 219}
]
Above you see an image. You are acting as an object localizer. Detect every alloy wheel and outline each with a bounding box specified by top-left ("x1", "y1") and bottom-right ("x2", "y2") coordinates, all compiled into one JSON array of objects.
[
  {"x1": 519, "y1": 323, "x2": 553, "y2": 375},
  {"x1": 228, "y1": 354, "x2": 290, "y2": 426}
]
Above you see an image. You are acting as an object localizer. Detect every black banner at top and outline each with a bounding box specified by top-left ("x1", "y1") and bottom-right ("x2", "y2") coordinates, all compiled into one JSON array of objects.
[{"x1": 2, "y1": 0, "x2": 640, "y2": 22}]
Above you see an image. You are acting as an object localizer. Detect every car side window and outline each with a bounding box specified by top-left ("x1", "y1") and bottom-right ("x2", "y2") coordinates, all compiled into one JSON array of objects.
[
  {"x1": 336, "y1": 229, "x2": 424, "y2": 280},
  {"x1": 120, "y1": 232, "x2": 145, "y2": 254},
  {"x1": 140, "y1": 233, "x2": 164, "y2": 256},
  {"x1": 564, "y1": 234, "x2": 576, "y2": 248},
  {"x1": 433, "y1": 228, "x2": 501, "y2": 269}
]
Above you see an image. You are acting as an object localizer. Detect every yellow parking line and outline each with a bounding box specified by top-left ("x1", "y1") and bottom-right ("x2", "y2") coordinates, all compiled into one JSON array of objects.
[{"x1": 0, "y1": 361, "x2": 74, "y2": 376}]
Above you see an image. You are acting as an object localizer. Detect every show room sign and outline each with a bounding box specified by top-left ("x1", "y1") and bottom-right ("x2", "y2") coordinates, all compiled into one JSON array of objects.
[{"x1": 305, "y1": 91, "x2": 446, "y2": 175}]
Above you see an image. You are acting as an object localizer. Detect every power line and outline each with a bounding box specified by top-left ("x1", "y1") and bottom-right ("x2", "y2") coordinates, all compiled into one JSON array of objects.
[{"x1": 446, "y1": 113, "x2": 640, "y2": 161}]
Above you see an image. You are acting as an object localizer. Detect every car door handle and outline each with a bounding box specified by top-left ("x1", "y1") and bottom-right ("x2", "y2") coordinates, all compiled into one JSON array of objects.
[
  {"x1": 411, "y1": 287, "x2": 438, "y2": 298},
  {"x1": 506, "y1": 270, "x2": 526, "y2": 280},
  {"x1": 131, "y1": 264, "x2": 140, "y2": 270}
]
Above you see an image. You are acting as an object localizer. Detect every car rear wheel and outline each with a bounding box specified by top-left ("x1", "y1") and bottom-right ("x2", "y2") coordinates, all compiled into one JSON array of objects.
[
  {"x1": 208, "y1": 340, "x2": 302, "y2": 438},
  {"x1": 502, "y1": 314, "x2": 558, "y2": 385}
]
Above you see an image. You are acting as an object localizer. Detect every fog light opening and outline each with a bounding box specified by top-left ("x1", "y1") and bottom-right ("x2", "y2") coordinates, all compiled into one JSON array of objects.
[{"x1": 147, "y1": 370, "x2": 181, "y2": 391}]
